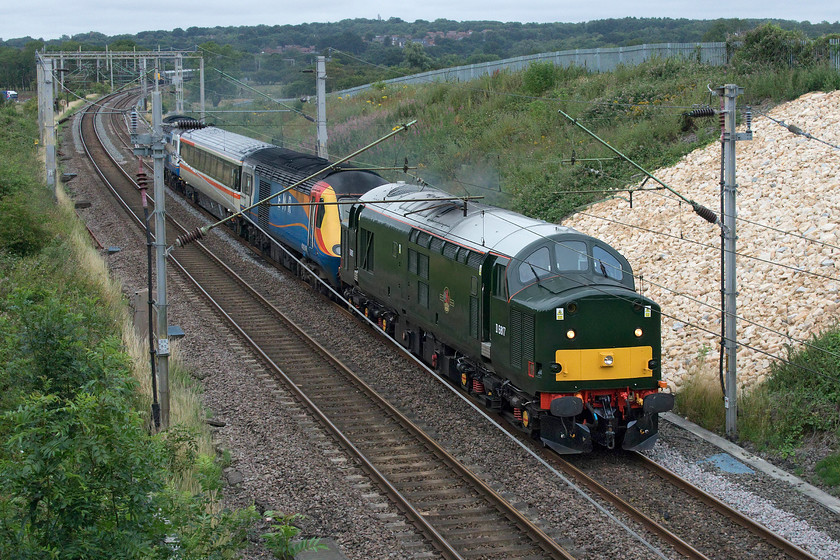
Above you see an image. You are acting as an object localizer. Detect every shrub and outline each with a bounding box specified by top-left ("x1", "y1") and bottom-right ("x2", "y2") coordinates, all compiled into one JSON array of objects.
[
  {"x1": 816, "y1": 453, "x2": 840, "y2": 489},
  {"x1": 522, "y1": 61, "x2": 559, "y2": 96}
]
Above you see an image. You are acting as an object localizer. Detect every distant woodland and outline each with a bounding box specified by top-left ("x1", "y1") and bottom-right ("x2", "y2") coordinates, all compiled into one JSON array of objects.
[{"x1": 2, "y1": 17, "x2": 840, "y2": 95}]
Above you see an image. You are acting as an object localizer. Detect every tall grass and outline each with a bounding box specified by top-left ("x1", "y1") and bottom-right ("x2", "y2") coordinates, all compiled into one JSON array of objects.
[
  {"x1": 673, "y1": 351, "x2": 725, "y2": 433},
  {"x1": 198, "y1": 57, "x2": 840, "y2": 223}
]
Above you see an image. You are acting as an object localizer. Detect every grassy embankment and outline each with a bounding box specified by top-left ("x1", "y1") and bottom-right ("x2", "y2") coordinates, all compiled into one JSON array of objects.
[
  {"x1": 208, "y1": 32, "x2": 840, "y2": 489},
  {"x1": 0, "y1": 99, "x2": 260, "y2": 557}
]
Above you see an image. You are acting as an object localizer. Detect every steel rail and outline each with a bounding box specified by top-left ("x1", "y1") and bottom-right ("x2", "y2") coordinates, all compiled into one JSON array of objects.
[
  {"x1": 632, "y1": 452, "x2": 820, "y2": 560},
  {"x1": 79, "y1": 92, "x2": 576, "y2": 560},
  {"x1": 554, "y1": 457, "x2": 711, "y2": 560}
]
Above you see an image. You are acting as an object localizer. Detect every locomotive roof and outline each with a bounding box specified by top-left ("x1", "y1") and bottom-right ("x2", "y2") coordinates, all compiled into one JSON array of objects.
[
  {"x1": 246, "y1": 147, "x2": 388, "y2": 196},
  {"x1": 359, "y1": 183, "x2": 579, "y2": 258},
  {"x1": 177, "y1": 126, "x2": 273, "y2": 161}
]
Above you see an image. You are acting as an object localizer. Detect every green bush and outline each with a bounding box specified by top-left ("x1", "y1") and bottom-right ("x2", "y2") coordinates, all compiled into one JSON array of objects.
[
  {"x1": 261, "y1": 513, "x2": 326, "y2": 560},
  {"x1": 816, "y1": 453, "x2": 840, "y2": 488},
  {"x1": 0, "y1": 193, "x2": 54, "y2": 257},
  {"x1": 739, "y1": 330, "x2": 840, "y2": 454},
  {"x1": 0, "y1": 103, "x2": 259, "y2": 559},
  {"x1": 522, "y1": 62, "x2": 559, "y2": 95}
]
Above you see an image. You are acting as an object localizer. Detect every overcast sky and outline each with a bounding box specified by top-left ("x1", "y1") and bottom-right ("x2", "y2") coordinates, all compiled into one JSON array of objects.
[{"x1": 2, "y1": 1, "x2": 839, "y2": 42}]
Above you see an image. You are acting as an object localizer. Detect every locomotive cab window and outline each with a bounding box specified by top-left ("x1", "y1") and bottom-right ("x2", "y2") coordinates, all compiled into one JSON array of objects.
[
  {"x1": 492, "y1": 263, "x2": 507, "y2": 299},
  {"x1": 518, "y1": 246, "x2": 552, "y2": 284},
  {"x1": 555, "y1": 240, "x2": 589, "y2": 272},
  {"x1": 592, "y1": 245, "x2": 623, "y2": 281},
  {"x1": 360, "y1": 228, "x2": 374, "y2": 271}
]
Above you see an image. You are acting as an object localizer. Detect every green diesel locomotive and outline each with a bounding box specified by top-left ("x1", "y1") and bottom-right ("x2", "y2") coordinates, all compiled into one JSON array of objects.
[{"x1": 341, "y1": 183, "x2": 673, "y2": 453}]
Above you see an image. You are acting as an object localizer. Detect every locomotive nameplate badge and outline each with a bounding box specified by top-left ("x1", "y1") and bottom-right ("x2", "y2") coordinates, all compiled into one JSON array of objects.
[
  {"x1": 556, "y1": 307, "x2": 564, "y2": 321},
  {"x1": 440, "y1": 287, "x2": 455, "y2": 313},
  {"x1": 644, "y1": 305, "x2": 651, "y2": 318}
]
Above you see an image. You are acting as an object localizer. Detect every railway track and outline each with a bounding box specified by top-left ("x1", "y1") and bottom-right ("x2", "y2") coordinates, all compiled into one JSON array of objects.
[
  {"x1": 80, "y1": 93, "x2": 577, "y2": 560},
  {"x1": 76, "y1": 92, "x2": 829, "y2": 560},
  {"x1": 555, "y1": 451, "x2": 820, "y2": 560}
]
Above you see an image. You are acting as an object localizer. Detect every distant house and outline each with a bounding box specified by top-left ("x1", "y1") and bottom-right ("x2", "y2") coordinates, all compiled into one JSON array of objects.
[
  {"x1": 423, "y1": 30, "x2": 473, "y2": 46},
  {"x1": 260, "y1": 45, "x2": 316, "y2": 55}
]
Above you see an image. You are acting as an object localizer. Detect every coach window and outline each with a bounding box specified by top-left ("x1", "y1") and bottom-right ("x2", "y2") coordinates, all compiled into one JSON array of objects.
[{"x1": 243, "y1": 174, "x2": 253, "y2": 196}]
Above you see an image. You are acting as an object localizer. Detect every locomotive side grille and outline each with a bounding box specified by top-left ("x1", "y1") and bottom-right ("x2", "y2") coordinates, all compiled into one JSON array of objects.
[
  {"x1": 418, "y1": 281, "x2": 429, "y2": 308},
  {"x1": 470, "y1": 296, "x2": 479, "y2": 340},
  {"x1": 523, "y1": 312, "x2": 535, "y2": 364},
  {"x1": 408, "y1": 248, "x2": 418, "y2": 274},
  {"x1": 509, "y1": 309, "x2": 535, "y2": 369},
  {"x1": 417, "y1": 253, "x2": 429, "y2": 280},
  {"x1": 258, "y1": 179, "x2": 271, "y2": 229},
  {"x1": 467, "y1": 251, "x2": 483, "y2": 269},
  {"x1": 510, "y1": 308, "x2": 522, "y2": 368},
  {"x1": 443, "y1": 242, "x2": 458, "y2": 260}
]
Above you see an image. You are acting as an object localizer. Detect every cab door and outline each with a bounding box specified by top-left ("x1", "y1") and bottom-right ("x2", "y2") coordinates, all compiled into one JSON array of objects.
[
  {"x1": 487, "y1": 258, "x2": 510, "y2": 368},
  {"x1": 240, "y1": 164, "x2": 255, "y2": 210}
]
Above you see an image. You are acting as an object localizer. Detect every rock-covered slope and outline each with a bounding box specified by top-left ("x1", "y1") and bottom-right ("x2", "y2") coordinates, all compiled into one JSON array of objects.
[{"x1": 563, "y1": 90, "x2": 840, "y2": 391}]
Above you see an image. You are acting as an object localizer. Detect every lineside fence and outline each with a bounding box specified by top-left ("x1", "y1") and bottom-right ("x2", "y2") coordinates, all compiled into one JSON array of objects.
[
  {"x1": 334, "y1": 42, "x2": 728, "y2": 98},
  {"x1": 332, "y1": 39, "x2": 840, "y2": 98}
]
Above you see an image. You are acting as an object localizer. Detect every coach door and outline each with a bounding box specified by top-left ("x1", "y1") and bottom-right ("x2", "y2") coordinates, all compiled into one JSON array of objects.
[
  {"x1": 488, "y1": 258, "x2": 510, "y2": 366},
  {"x1": 240, "y1": 165, "x2": 255, "y2": 209}
]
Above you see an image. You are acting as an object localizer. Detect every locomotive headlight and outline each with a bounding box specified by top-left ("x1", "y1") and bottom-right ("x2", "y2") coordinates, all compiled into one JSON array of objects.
[
  {"x1": 566, "y1": 329, "x2": 576, "y2": 340},
  {"x1": 332, "y1": 244, "x2": 342, "y2": 256},
  {"x1": 634, "y1": 328, "x2": 643, "y2": 337},
  {"x1": 600, "y1": 352, "x2": 614, "y2": 367}
]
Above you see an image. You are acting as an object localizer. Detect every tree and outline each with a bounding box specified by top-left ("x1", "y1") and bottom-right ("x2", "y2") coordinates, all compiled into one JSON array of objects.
[{"x1": 403, "y1": 41, "x2": 433, "y2": 71}]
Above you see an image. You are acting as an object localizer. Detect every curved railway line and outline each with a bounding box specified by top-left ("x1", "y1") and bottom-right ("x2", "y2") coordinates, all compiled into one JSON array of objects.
[
  {"x1": 74, "y1": 90, "x2": 826, "y2": 560},
  {"x1": 81, "y1": 92, "x2": 577, "y2": 560}
]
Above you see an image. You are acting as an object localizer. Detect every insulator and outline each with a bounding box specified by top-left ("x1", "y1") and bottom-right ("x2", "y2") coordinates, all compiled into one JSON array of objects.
[
  {"x1": 136, "y1": 172, "x2": 148, "y2": 188},
  {"x1": 745, "y1": 106, "x2": 752, "y2": 133},
  {"x1": 786, "y1": 123, "x2": 804, "y2": 135},
  {"x1": 403, "y1": 157, "x2": 409, "y2": 174},
  {"x1": 130, "y1": 110, "x2": 138, "y2": 133},
  {"x1": 719, "y1": 111, "x2": 726, "y2": 130},
  {"x1": 692, "y1": 203, "x2": 718, "y2": 224},
  {"x1": 176, "y1": 120, "x2": 205, "y2": 130},
  {"x1": 175, "y1": 227, "x2": 205, "y2": 247},
  {"x1": 685, "y1": 106, "x2": 715, "y2": 118}
]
